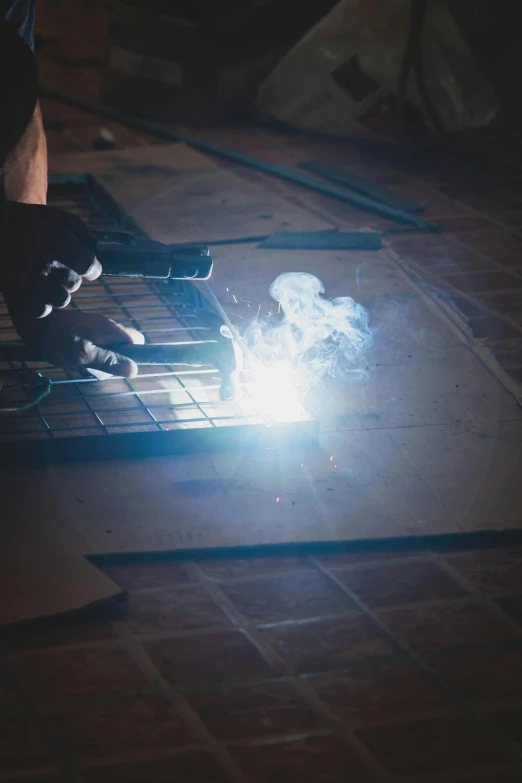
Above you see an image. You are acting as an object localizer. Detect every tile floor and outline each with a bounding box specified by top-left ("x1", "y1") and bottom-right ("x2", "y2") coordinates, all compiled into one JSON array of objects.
[
  {"x1": 2, "y1": 4, "x2": 519, "y2": 781},
  {"x1": 1, "y1": 544, "x2": 522, "y2": 782}
]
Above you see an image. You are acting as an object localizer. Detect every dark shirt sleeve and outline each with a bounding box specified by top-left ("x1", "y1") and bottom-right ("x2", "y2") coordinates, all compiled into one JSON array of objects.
[{"x1": 2, "y1": 0, "x2": 35, "y2": 50}]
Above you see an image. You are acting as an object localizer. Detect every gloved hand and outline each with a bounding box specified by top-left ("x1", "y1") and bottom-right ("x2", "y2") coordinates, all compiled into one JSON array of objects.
[
  {"x1": 14, "y1": 310, "x2": 145, "y2": 378},
  {"x1": 0, "y1": 201, "x2": 101, "y2": 319}
]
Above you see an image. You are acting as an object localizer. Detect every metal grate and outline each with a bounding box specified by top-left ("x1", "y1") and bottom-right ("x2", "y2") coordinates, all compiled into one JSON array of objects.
[{"x1": 0, "y1": 175, "x2": 312, "y2": 465}]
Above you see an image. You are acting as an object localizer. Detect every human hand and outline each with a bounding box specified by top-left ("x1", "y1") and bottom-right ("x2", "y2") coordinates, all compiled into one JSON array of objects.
[
  {"x1": 0, "y1": 202, "x2": 101, "y2": 319},
  {"x1": 14, "y1": 310, "x2": 145, "y2": 378}
]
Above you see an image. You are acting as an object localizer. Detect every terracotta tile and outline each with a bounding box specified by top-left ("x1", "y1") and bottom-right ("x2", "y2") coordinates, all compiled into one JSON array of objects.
[
  {"x1": 394, "y1": 187, "x2": 472, "y2": 218},
  {"x1": 0, "y1": 673, "x2": 24, "y2": 711},
  {"x1": 455, "y1": 231, "x2": 522, "y2": 268},
  {"x1": 496, "y1": 213, "x2": 522, "y2": 232},
  {"x1": 335, "y1": 560, "x2": 465, "y2": 608},
  {"x1": 430, "y1": 649, "x2": 522, "y2": 705},
  {"x1": 98, "y1": 561, "x2": 195, "y2": 590},
  {"x1": 316, "y1": 550, "x2": 425, "y2": 568},
  {"x1": 441, "y1": 271, "x2": 522, "y2": 293},
  {"x1": 45, "y1": 130, "x2": 80, "y2": 156},
  {"x1": 197, "y1": 557, "x2": 310, "y2": 580},
  {"x1": 11, "y1": 645, "x2": 150, "y2": 705},
  {"x1": 85, "y1": 752, "x2": 231, "y2": 782},
  {"x1": 378, "y1": 601, "x2": 518, "y2": 654},
  {"x1": 120, "y1": 585, "x2": 232, "y2": 636},
  {"x1": 444, "y1": 549, "x2": 522, "y2": 595},
  {"x1": 468, "y1": 316, "x2": 522, "y2": 341},
  {"x1": 496, "y1": 595, "x2": 522, "y2": 626},
  {"x1": 187, "y1": 681, "x2": 323, "y2": 741},
  {"x1": 311, "y1": 662, "x2": 448, "y2": 725},
  {"x1": 413, "y1": 249, "x2": 494, "y2": 273},
  {"x1": 449, "y1": 294, "x2": 487, "y2": 318},
  {"x1": 146, "y1": 630, "x2": 274, "y2": 687},
  {"x1": 438, "y1": 216, "x2": 497, "y2": 233},
  {"x1": 387, "y1": 233, "x2": 462, "y2": 259},
  {"x1": 0, "y1": 605, "x2": 120, "y2": 652},
  {"x1": 2, "y1": 775, "x2": 66, "y2": 783},
  {"x1": 231, "y1": 733, "x2": 376, "y2": 783},
  {"x1": 486, "y1": 706, "x2": 522, "y2": 744},
  {"x1": 477, "y1": 291, "x2": 522, "y2": 323},
  {"x1": 437, "y1": 184, "x2": 522, "y2": 213},
  {"x1": 220, "y1": 572, "x2": 353, "y2": 624},
  {"x1": 47, "y1": 696, "x2": 196, "y2": 760},
  {"x1": 355, "y1": 714, "x2": 503, "y2": 777},
  {"x1": 0, "y1": 711, "x2": 54, "y2": 773},
  {"x1": 261, "y1": 615, "x2": 397, "y2": 674},
  {"x1": 488, "y1": 339, "x2": 522, "y2": 369}
]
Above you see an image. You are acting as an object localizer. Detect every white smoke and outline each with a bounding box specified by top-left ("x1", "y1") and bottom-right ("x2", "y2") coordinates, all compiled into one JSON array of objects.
[{"x1": 241, "y1": 272, "x2": 372, "y2": 421}]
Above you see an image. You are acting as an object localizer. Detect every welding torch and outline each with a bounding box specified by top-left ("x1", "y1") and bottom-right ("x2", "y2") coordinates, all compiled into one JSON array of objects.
[{"x1": 0, "y1": 233, "x2": 243, "y2": 402}]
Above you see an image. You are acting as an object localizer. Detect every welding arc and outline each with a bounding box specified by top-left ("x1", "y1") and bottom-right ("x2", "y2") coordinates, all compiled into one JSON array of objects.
[
  {"x1": 198, "y1": 280, "x2": 272, "y2": 380},
  {"x1": 40, "y1": 85, "x2": 438, "y2": 232}
]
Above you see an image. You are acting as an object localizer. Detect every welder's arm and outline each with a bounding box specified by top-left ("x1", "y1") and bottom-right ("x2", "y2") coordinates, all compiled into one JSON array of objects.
[
  {"x1": 2, "y1": 99, "x2": 47, "y2": 204},
  {"x1": 0, "y1": 204, "x2": 145, "y2": 377}
]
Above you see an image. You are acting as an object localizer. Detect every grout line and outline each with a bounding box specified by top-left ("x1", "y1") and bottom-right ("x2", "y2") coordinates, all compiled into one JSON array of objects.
[
  {"x1": 310, "y1": 556, "x2": 522, "y2": 763},
  {"x1": 189, "y1": 564, "x2": 291, "y2": 673},
  {"x1": 191, "y1": 563, "x2": 392, "y2": 779},
  {"x1": 110, "y1": 620, "x2": 253, "y2": 783},
  {"x1": 0, "y1": 644, "x2": 87, "y2": 783},
  {"x1": 430, "y1": 554, "x2": 522, "y2": 639}
]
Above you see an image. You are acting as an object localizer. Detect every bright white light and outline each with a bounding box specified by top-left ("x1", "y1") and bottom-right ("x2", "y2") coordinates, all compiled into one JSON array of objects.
[{"x1": 244, "y1": 359, "x2": 308, "y2": 424}]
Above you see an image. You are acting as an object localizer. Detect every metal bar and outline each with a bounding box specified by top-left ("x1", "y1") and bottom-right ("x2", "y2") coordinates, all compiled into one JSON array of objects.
[
  {"x1": 259, "y1": 231, "x2": 382, "y2": 251},
  {"x1": 96, "y1": 279, "x2": 162, "y2": 430},
  {"x1": 40, "y1": 85, "x2": 439, "y2": 232},
  {"x1": 298, "y1": 161, "x2": 424, "y2": 213},
  {"x1": 0, "y1": 420, "x2": 319, "y2": 467}
]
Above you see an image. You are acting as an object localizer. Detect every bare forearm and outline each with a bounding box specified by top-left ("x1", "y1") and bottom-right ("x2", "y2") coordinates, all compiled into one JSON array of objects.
[{"x1": 2, "y1": 100, "x2": 47, "y2": 204}]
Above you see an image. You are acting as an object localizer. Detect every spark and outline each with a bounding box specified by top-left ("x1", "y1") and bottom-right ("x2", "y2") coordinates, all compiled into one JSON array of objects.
[
  {"x1": 329, "y1": 456, "x2": 333, "y2": 461},
  {"x1": 226, "y1": 287, "x2": 229, "y2": 292},
  {"x1": 255, "y1": 304, "x2": 262, "y2": 321},
  {"x1": 276, "y1": 497, "x2": 280, "y2": 503},
  {"x1": 278, "y1": 302, "x2": 281, "y2": 314},
  {"x1": 232, "y1": 294, "x2": 238, "y2": 304},
  {"x1": 334, "y1": 464, "x2": 337, "y2": 468}
]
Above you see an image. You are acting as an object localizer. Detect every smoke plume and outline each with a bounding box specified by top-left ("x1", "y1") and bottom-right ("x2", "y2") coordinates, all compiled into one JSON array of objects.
[{"x1": 242, "y1": 273, "x2": 372, "y2": 418}]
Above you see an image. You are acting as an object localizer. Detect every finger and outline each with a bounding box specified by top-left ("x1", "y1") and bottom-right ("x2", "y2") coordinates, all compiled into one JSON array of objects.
[
  {"x1": 92, "y1": 318, "x2": 145, "y2": 348},
  {"x1": 41, "y1": 277, "x2": 71, "y2": 309},
  {"x1": 48, "y1": 265, "x2": 82, "y2": 294},
  {"x1": 24, "y1": 300, "x2": 52, "y2": 319},
  {"x1": 55, "y1": 232, "x2": 101, "y2": 279},
  {"x1": 85, "y1": 345, "x2": 139, "y2": 378}
]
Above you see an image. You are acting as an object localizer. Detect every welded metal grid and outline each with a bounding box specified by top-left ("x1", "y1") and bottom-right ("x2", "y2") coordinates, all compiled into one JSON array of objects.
[{"x1": 0, "y1": 175, "x2": 264, "y2": 455}]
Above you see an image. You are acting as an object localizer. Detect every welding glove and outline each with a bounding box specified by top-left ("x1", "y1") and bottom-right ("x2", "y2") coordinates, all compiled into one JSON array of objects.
[
  {"x1": 13, "y1": 310, "x2": 145, "y2": 378},
  {"x1": 0, "y1": 201, "x2": 101, "y2": 320}
]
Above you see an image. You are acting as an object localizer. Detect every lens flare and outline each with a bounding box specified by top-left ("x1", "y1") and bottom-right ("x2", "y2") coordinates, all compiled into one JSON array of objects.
[
  {"x1": 245, "y1": 359, "x2": 308, "y2": 423},
  {"x1": 239, "y1": 272, "x2": 372, "y2": 423}
]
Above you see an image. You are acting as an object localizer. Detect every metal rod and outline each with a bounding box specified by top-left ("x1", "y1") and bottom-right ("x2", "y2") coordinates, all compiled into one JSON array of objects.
[
  {"x1": 298, "y1": 161, "x2": 423, "y2": 213},
  {"x1": 0, "y1": 341, "x2": 219, "y2": 366},
  {"x1": 40, "y1": 84, "x2": 439, "y2": 232}
]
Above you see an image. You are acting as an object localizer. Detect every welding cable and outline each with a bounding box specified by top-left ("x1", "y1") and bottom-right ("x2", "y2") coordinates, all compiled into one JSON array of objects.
[{"x1": 0, "y1": 372, "x2": 51, "y2": 414}]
